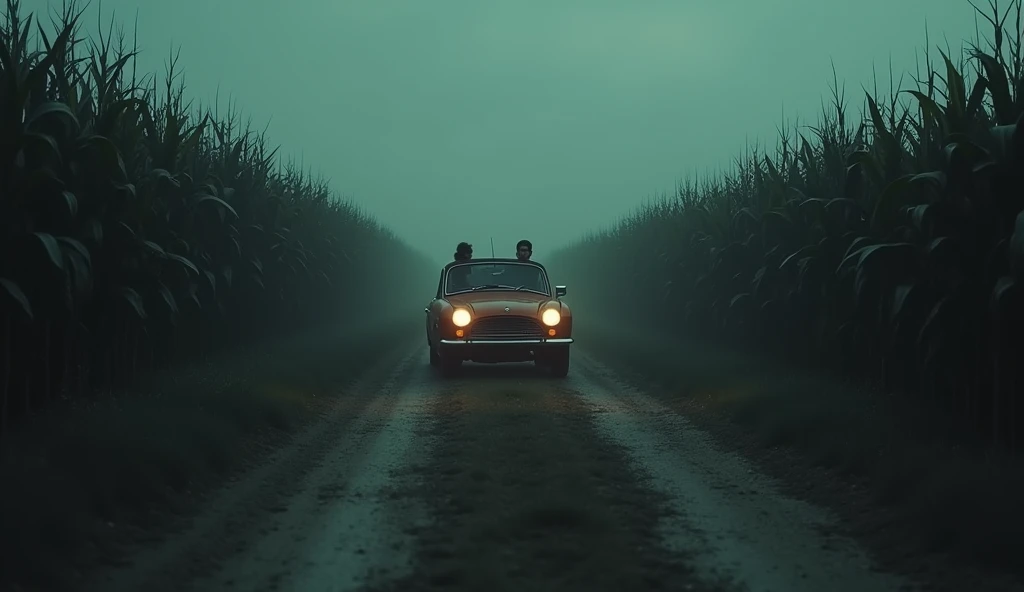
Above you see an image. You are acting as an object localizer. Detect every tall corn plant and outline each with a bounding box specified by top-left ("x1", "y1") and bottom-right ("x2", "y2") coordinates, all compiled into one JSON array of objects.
[
  {"x1": 552, "y1": 0, "x2": 1024, "y2": 453},
  {"x1": 0, "y1": 0, "x2": 433, "y2": 439}
]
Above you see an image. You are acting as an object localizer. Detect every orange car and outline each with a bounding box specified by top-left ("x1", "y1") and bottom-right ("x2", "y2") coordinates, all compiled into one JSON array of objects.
[{"x1": 424, "y1": 258, "x2": 573, "y2": 377}]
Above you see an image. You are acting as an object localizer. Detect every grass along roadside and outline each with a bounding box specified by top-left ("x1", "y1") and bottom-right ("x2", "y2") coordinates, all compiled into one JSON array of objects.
[
  {"x1": 576, "y1": 321, "x2": 1024, "y2": 590},
  {"x1": 0, "y1": 316, "x2": 420, "y2": 592}
]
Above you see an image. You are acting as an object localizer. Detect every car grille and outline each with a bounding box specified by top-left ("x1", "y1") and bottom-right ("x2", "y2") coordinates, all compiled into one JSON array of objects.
[{"x1": 469, "y1": 316, "x2": 544, "y2": 340}]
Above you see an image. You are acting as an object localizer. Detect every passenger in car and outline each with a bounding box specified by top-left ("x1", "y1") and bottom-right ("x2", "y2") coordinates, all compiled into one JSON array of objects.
[
  {"x1": 449, "y1": 242, "x2": 474, "y2": 291},
  {"x1": 454, "y1": 242, "x2": 473, "y2": 262}
]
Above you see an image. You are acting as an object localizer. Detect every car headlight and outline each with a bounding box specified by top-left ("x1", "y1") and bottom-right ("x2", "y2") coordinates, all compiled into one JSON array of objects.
[
  {"x1": 452, "y1": 308, "x2": 471, "y2": 327},
  {"x1": 541, "y1": 308, "x2": 560, "y2": 326}
]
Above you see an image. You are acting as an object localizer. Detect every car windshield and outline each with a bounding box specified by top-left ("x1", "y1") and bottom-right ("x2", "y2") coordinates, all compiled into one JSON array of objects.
[{"x1": 445, "y1": 262, "x2": 549, "y2": 295}]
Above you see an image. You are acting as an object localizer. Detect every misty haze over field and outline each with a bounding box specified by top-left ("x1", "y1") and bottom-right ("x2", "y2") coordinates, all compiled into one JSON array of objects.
[
  {"x1": 25, "y1": 0, "x2": 978, "y2": 265},
  {"x1": 7, "y1": 1, "x2": 1024, "y2": 590}
]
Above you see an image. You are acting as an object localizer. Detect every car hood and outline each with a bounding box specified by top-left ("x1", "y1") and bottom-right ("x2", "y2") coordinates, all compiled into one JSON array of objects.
[{"x1": 446, "y1": 291, "x2": 556, "y2": 317}]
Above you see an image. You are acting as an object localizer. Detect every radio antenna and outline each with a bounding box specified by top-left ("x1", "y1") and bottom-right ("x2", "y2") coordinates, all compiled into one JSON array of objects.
[{"x1": 490, "y1": 237, "x2": 495, "y2": 258}]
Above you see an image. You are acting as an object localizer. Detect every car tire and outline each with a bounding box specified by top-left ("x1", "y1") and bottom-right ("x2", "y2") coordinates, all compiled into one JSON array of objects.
[
  {"x1": 548, "y1": 348, "x2": 570, "y2": 378},
  {"x1": 429, "y1": 344, "x2": 440, "y2": 366}
]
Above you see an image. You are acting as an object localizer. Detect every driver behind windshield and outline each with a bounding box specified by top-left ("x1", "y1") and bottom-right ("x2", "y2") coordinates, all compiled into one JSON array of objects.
[
  {"x1": 485, "y1": 261, "x2": 545, "y2": 292},
  {"x1": 507, "y1": 265, "x2": 545, "y2": 291},
  {"x1": 496, "y1": 241, "x2": 545, "y2": 291},
  {"x1": 448, "y1": 263, "x2": 544, "y2": 293}
]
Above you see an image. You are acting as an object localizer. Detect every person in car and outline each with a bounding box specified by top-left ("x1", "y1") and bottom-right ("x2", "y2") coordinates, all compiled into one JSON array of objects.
[
  {"x1": 449, "y1": 242, "x2": 474, "y2": 291},
  {"x1": 499, "y1": 239, "x2": 545, "y2": 291},
  {"x1": 515, "y1": 239, "x2": 532, "y2": 261},
  {"x1": 454, "y1": 242, "x2": 473, "y2": 262}
]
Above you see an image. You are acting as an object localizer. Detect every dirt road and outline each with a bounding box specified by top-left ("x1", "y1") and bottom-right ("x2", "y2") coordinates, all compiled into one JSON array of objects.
[{"x1": 82, "y1": 341, "x2": 916, "y2": 592}]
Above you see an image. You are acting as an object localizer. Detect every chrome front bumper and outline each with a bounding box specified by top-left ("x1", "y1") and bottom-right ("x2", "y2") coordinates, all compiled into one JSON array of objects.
[{"x1": 438, "y1": 338, "x2": 573, "y2": 346}]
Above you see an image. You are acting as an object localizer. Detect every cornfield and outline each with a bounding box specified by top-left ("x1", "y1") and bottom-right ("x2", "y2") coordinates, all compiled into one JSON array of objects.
[
  {"x1": 552, "y1": 0, "x2": 1024, "y2": 453},
  {"x1": 0, "y1": 1, "x2": 432, "y2": 438}
]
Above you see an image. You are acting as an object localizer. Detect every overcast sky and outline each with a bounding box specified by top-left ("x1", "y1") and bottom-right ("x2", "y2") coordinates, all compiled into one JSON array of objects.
[{"x1": 25, "y1": 0, "x2": 981, "y2": 266}]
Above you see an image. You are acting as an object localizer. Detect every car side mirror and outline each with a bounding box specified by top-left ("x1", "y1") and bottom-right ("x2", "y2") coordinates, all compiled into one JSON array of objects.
[{"x1": 555, "y1": 285, "x2": 567, "y2": 297}]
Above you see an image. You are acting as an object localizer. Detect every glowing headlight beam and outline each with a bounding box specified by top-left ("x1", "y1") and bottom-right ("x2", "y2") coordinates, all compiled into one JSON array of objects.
[
  {"x1": 452, "y1": 308, "x2": 471, "y2": 327},
  {"x1": 541, "y1": 308, "x2": 560, "y2": 326}
]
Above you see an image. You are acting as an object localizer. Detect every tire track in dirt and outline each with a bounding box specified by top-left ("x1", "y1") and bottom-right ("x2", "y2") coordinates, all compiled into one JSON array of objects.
[
  {"x1": 83, "y1": 339, "x2": 432, "y2": 592},
  {"x1": 374, "y1": 362, "x2": 716, "y2": 592},
  {"x1": 569, "y1": 351, "x2": 915, "y2": 592}
]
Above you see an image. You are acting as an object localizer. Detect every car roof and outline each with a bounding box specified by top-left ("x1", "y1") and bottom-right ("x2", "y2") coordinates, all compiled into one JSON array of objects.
[{"x1": 442, "y1": 258, "x2": 548, "y2": 272}]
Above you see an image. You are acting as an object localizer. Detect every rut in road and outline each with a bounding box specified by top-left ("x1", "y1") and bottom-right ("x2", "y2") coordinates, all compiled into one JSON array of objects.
[{"x1": 86, "y1": 342, "x2": 917, "y2": 592}]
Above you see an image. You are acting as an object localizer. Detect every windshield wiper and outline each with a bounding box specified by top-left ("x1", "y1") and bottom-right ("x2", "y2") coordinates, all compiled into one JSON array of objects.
[{"x1": 471, "y1": 284, "x2": 516, "y2": 291}]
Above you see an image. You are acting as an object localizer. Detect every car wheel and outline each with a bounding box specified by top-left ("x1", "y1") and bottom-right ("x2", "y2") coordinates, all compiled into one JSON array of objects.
[
  {"x1": 429, "y1": 344, "x2": 440, "y2": 366},
  {"x1": 440, "y1": 356, "x2": 462, "y2": 377},
  {"x1": 548, "y1": 348, "x2": 570, "y2": 378}
]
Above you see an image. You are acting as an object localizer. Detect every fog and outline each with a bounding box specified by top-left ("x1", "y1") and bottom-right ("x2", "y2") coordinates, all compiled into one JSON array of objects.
[{"x1": 26, "y1": 0, "x2": 978, "y2": 267}]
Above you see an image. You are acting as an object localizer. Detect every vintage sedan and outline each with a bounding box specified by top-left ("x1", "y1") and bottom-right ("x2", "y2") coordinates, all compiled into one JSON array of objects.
[{"x1": 424, "y1": 258, "x2": 573, "y2": 377}]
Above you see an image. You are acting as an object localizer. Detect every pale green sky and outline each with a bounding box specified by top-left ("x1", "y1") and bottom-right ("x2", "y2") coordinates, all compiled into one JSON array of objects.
[{"x1": 25, "y1": 0, "x2": 981, "y2": 266}]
